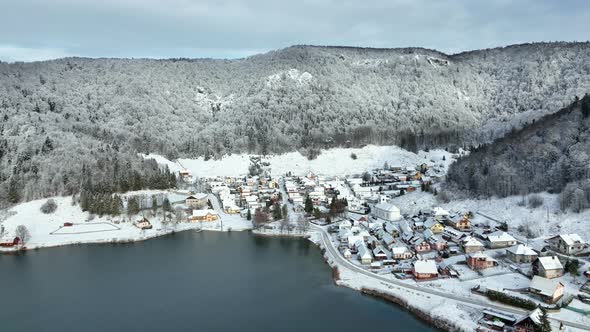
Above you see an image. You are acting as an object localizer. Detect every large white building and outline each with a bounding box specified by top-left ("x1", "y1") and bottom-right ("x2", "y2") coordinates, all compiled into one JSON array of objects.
[{"x1": 373, "y1": 202, "x2": 401, "y2": 221}]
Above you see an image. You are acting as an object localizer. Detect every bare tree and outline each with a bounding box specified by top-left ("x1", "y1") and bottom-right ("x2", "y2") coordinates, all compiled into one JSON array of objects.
[
  {"x1": 297, "y1": 215, "x2": 309, "y2": 234},
  {"x1": 15, "y1": 225, "x2": 31, "y2": 243},
  {"x1": 253, "y1": 208, "x2": 269, "y2": 229}
]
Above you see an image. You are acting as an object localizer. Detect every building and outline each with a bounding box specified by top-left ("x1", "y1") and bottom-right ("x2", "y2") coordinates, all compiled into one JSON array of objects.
[
  {"x1": 185, "y1": 193, "x2": 208, "y2": 209},
  {"x1": 0, "y1": 236, "x2": 21, "y2": 248},
  {"x1": 424, "y1": 219, "x2": 445, "y2": 234},
  {"x1": 133, "y1": 217, "x2": 153, "y2": 230},
  {"x1": 358, "y1": 245, "x2": 373, "y2": 265},
  {"x1": 528, "y1": 276, "x2": 564, "y2": 304},
  {"x1": 532, "y1": 256, "x2": 564, "y2": 279},
  {"x1": 487, "y1": 231, "x2": 517, "y2": 249},
  {"x1": 431, "y1": 207, "x2": 450, "y2": 221},
  {"x1": 547, "y1": 234, "x2": 586, "y2": 255},
  {"x1": 413, "y1": 260, "x2": 438, "y2": 280},
  {"x1": 189, "y1": 209, "x2": 219, "y2": 222},
  {"x1": 513, "y1": 308, "x2": 543, "y2": 332},
  {"x1": 447, "y1": 215, "x2": 471, "y2": 231},
  {"x1": 462, "y1": 236, "x2": 485, "y2": 253},
  {"x1": 506, "y1": 244, "x2": 538, "y2": 263},
  {"x1": 389, "y1": 246, "x2": 413, "y2": 260},
  {"x1": 372, "y1": 246, "x2": 389, "y2": 260},
  {"x1": 373, "y1": 202, "x2": 401, "y2": 221},
  {"x1": 467, "y1": 252, "x2": 498, "y2": 270}
]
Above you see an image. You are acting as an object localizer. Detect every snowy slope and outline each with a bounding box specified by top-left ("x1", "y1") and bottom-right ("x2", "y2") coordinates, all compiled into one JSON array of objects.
[{"x1": 144, "y1": 145, "x2": 455, "y2": 178}]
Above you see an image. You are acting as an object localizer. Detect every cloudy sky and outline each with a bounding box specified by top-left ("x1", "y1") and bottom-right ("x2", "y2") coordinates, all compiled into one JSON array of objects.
[{"x1": 1, "y1": 0, "x2": 588, "y2": 62}]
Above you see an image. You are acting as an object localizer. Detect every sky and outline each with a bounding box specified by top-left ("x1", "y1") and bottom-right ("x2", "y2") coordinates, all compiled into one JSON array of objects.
[{"x1": 0, "y1": 0, "x2": 589, "y2": 62}]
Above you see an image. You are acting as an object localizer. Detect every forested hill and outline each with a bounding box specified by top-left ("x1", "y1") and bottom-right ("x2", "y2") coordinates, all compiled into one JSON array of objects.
[
  {"x1": 447, "y1": 95, "x2": 590, "y2": 209},
  {"x1": 1, "y1": 42, "x2": 590, "y2": 204}
]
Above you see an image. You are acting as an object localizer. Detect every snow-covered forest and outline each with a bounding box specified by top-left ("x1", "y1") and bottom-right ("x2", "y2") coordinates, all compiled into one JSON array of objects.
[
  {"x1": 447, "y1": 94, "x2": 590, "y2": 210},
  {"x1": 1, "y1": 42, "x2": 590, "y2": 205}
]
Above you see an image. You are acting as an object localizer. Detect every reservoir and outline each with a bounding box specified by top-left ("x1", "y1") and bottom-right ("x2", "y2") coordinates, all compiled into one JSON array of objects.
[{"x1": 0, "y1": 231, "x2": 434, "y2": 332}]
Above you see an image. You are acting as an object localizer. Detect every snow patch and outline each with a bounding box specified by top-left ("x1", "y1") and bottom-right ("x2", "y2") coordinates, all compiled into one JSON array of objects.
[{"x1": 266, "y1": 69, "x2": 313, "y2": 88}]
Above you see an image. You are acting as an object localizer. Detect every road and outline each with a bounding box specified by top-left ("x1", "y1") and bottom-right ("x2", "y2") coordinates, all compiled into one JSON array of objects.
[{"x1": 310, "y1": 224, "x2": 590, "y2": 331}]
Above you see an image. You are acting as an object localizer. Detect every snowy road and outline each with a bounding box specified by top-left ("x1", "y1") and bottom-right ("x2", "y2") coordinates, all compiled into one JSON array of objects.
[{"x1": 311, "y1": 224, "x2": 590, "y2": 331}]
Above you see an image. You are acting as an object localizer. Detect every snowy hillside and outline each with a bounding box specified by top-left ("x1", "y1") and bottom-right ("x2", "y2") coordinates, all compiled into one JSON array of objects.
[
  {"x1": 2, "y1": 42, "x2": 590, "y2": 205},
  {"x1": 144, "y1": 145, "x2": 455, "y2": 177}
]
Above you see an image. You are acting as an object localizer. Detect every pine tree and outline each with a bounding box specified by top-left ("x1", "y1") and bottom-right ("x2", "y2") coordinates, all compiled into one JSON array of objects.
[
  {"x1": 304, "y1": 196, "x2": 313, "y2": 213},
  {"x1": 272, "y1": 202, "x2": 282, "y2": 220},
  {"x1": 127, "y1": 197, "x2": 140, "y2": 216},
  {"x1": 151, "y1": 195, "x2": 158, "y2": 214},
  {"x1": 246, "y1": 209, "x2": 252, "y2": 221},
  {"x1": 538, "y1": 307, "x2": 551, "y2": 332},
  {"x1": 163, "y1": 197, "x2": 171, "y2": 212}
]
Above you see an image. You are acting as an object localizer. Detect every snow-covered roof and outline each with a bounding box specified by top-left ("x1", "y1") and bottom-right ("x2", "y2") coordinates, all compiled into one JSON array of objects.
[
  {"x1": 487, "y1": 231, "x2": 516, "y2": 243},
  {"x1": 555, "y1": 233, "x2": 586, "y2": 245},
  {"x1": 515, "y1": 308, "x2": 542, "y2": 326},
  {"x1": 506, "y1": 244, "x2": 537, "y2": 256},
  {"x1": 374, "y1": 202, "x2": 400, "y2": 213},
  {"x1": 413, "y1": 260, "x2": 437, "y2": 274},
  {"x1": 358, "y1": 245, "x2": 372, "y2": 259},
  {"x1": 431, "y1": 206, "x2": 449, "y2": 216},
  {"x1": 529, "y1": 276, "x2": 563, "y2": 297},
  {"x1": 390, "y1": 246, "x2": 410, "y2": 254},
  {"x1": 192, "y1": 209, "x2": 218, "y2": 217},
  {"x1": 463, "y1": 236, "x2": 484, "y2": 247},
  {"x1": 468, "y1": 251, "x2": 496, "y2": 261},
  {"x1": 536, "y1": 256, "x2": 563, "y2": 270}
]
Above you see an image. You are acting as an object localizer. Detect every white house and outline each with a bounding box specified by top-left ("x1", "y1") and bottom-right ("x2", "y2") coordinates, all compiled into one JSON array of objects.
[
  {"x1": 487, "y1": 231, "x2": 517, "y2": 249},
  {"x1": 431, "y1": 207, "x2": 450, "y2": 220},
  {"x1": 357, "y1": 244, "x2": 373, "y2": 264},
  {"x1": 547, "y1": 234, "x2": 586, "y2": 255},
  {"x1": 373, "y1": 202, "x2": 401, "y2": 221}
]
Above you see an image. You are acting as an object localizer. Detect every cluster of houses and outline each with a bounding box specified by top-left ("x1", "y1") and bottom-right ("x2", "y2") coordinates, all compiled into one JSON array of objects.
[
  {"x1": 284, "y1": 172, "x2": 352, "y2": 211},
  {"x1": 333, "y1": 203, "x2": 589, "y2": 307},
  {"x1": 345, "y1": 164, "x2": 440, "y2": 212}
]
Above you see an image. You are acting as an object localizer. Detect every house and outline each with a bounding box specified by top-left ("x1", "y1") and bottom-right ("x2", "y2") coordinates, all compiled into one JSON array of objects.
[
  {"x1": 528, "y1": 276, "x2": 565, "y2": 304},
  {"x1": 424, "y1": 219, "x2": 444, "y2": 234},
  {"x1": 427, "y1": 235, "x2": 448, "y2": 251},
  {"x1": 413, "y1": 238, "x2": 432, "y2": 253},
  {"x1": 358, "y1": 245, "x2": 374, "y2": 264},
  {"x1": 513, "y1": 308, "x2": 543, "y2": 332},
  {"x1": 479, "y1": 309, "x2": 517, "y2": 331},
  {"x1": 343, "y1": 248, "x2": 353, "y2": 259},
  {"x1": 442, "y1": 226, "x2": 465, "y2": 243},
  {"x1": 466, "y1": 252, "x2": 498, "y2": 270},
  {"x1": 506, "y1": 244, "x2": 538, "y2": 263},
  {"x1": 0, "y1": 236, "x2": 21, "y2": 248},
  {"x1": 487, "y1": 231, "x2": 517, "y2": 248},
  {"x1": 185, "y1": 193, "x2": 208, "y2": 209},
  {"x1": 413, "y1": 260, "x2": 438, "y2": 280},
  {"x1": 431, "y1": 207, "x2": 450, "y2": 221},
  {"x1": 383, "y1": 222, "x2": 400, "y2": 237},
  {"x1": 189, "y1": 209, "x2": 219, "y2": 222},
  {"x1": 134, "y1": 217, "x2": 153, "y2": 230},
  {"x1": 381, "y1": 233, "x2": 396, "y2": 246},
  {"x1": 547, "y1": 234, "x2": 586, "y2": 255},
  {"x1": 447, "y1": 215, "x2": 471, "y2": 231},
  {"x1": 373, "y1": 202, "x2": 401, "y2": 221},
  {"x1": 372, "y1": 246, "x2": 389, "y2": 260},
  {"x1": 462, "y1": 236, "x2": 485, "y2": 253},
  {"x1": 533, "y1": 256, "x2": 564, "y2": 279},
  {"x1": 389, "y1": 246, "x2": 413, "y2": 260}
]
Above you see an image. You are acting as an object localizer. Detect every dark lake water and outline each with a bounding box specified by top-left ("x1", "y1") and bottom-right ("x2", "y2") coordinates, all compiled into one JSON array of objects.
[{"x1": 0, "y1": 231, "x2": 434, "y2": 332}]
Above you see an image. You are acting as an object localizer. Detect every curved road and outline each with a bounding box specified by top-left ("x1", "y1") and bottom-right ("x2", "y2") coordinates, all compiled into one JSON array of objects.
[{"x1": 310, "y1": 224, "x2": 590, "y2": 331}]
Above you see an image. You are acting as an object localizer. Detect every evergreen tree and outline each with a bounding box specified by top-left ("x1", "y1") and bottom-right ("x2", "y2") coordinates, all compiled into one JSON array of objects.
[
  {"x1": 151, "y1": 195, "x2": 158, "y2": 214},
  {"x1": 539, "y1": 307, "x2": 551, "y2": 332},
  {"x1": 281, "y1": 204, "x2": 289, "y2": 221},
  {"x1": 304, "y1": 196, "x2": 313, "y2": 213},
  {"x1": 272, "y1": 202, "x2": 282, "y2": 220},
  {"x1": 162, "y1": 197, "x2": 171, "y2": 212},
  {"x1": 246, "y1": 209, "x2": 252, "y2": 221},
  {"x1": 127, "y1": 197, "x2": 140, "y2": 216}
]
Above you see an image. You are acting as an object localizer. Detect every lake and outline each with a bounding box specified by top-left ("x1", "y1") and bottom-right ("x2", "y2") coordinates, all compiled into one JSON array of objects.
[{"x1": 0, "y1": 231, "x2": 434, "y2": 332}]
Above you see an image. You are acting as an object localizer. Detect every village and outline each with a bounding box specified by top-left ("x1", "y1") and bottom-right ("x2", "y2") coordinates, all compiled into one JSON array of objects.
[{"x1": 1, "y1": 153, "x2": 590, "y2": 332}]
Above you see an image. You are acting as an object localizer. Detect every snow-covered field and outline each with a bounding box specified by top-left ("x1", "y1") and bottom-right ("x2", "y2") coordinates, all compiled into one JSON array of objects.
[
  {"x1": 143, "y1": 145, "x2": 454, "y2": 177},
  {"x1": 0, "y1": 193, "x2": 252, "y2": 251}
]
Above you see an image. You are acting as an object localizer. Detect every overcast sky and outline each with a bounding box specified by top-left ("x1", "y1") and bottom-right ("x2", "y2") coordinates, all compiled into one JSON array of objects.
[{"x1": 1, "y1": 0, "x2": 588, "y2": 62}]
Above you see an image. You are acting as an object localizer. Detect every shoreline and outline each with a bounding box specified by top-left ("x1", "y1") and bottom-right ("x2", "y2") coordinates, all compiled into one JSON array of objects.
[{"x1": 310, "y1": 231, "x2": 474, "y2": 332}]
